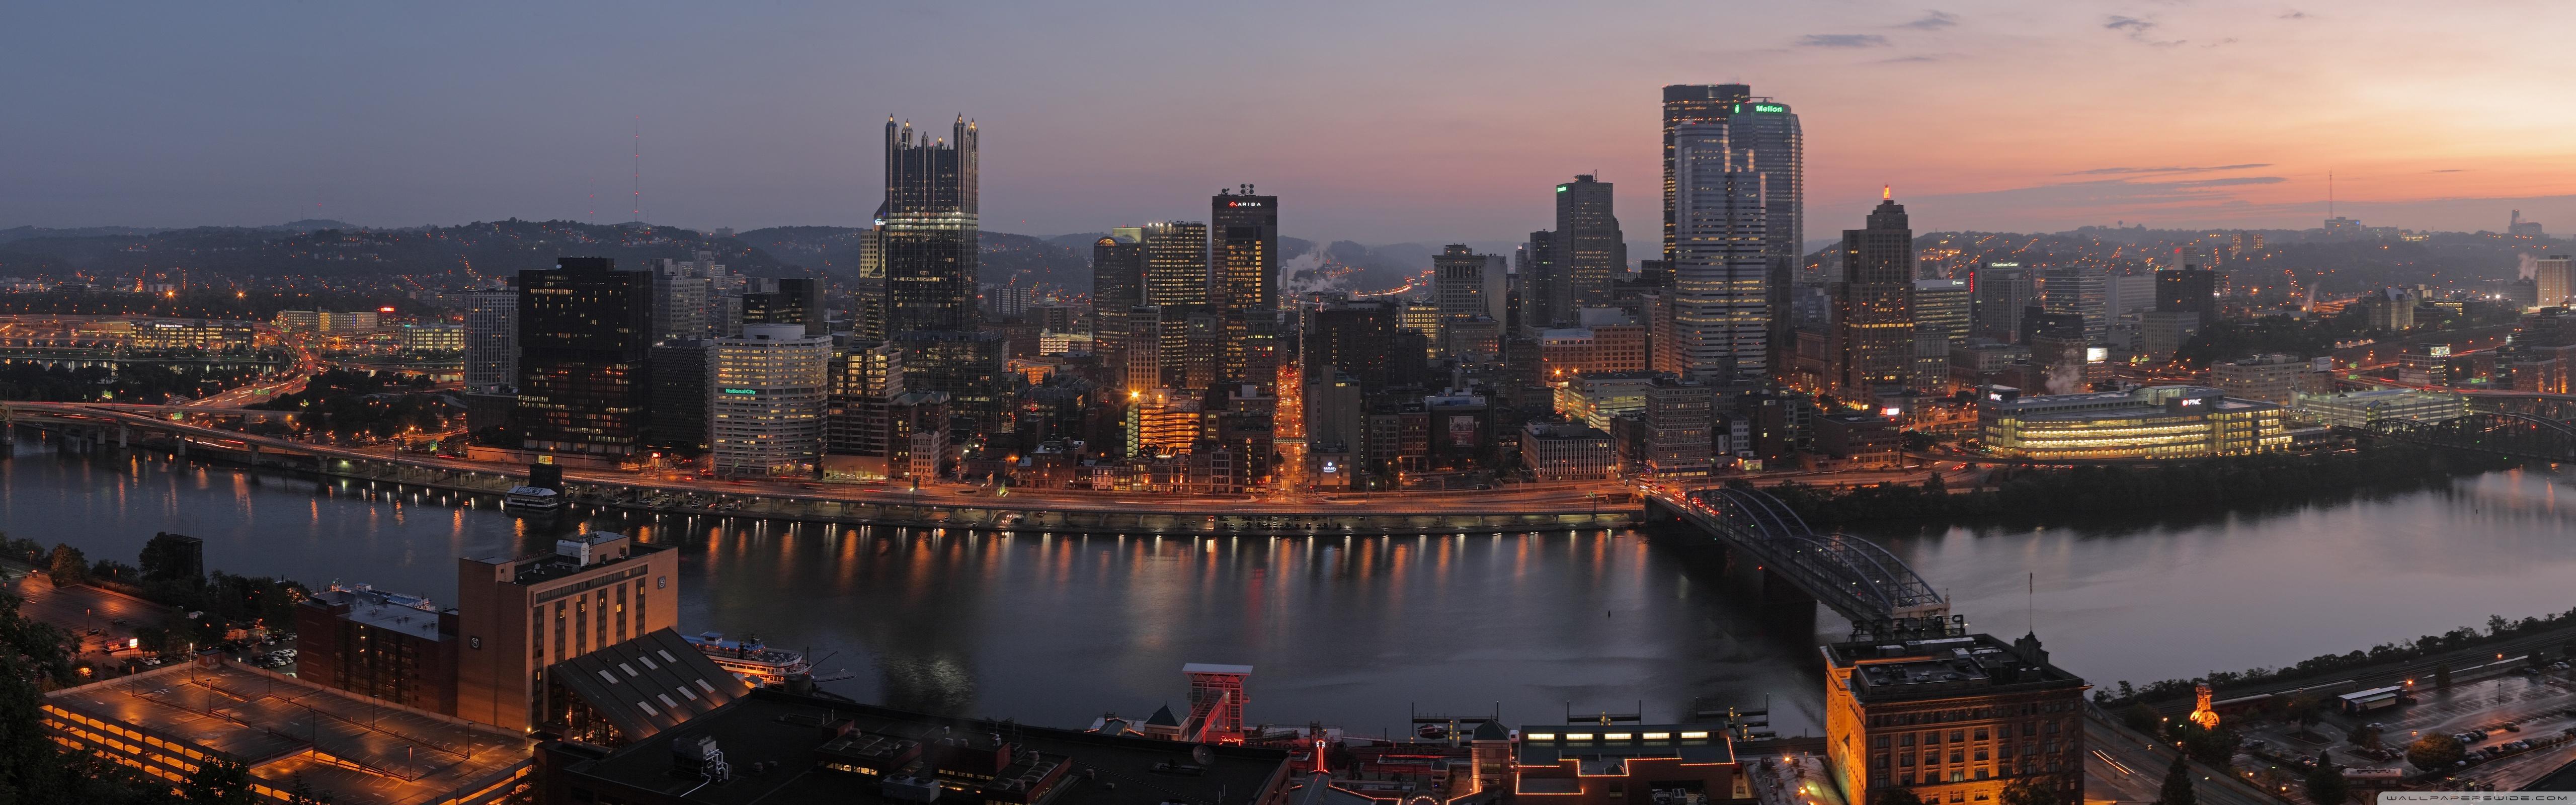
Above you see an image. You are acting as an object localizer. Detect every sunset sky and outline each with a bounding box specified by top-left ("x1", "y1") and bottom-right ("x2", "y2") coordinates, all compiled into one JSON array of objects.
[{"x1": 6, "y1": 1, "x2": 2571, "y2": 245}]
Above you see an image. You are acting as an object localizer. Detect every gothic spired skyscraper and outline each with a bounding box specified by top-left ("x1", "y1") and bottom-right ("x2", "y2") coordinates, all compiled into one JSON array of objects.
[
  {"x1": 1832, "y1": 191, "x2": 1915, "y2": 397},
  {"x1": 877, "y1": 115, "x2": 979, "y2": 336},
  {"x1": 1554, "y1": 175, "x2": 1624, "y2": 317},
  {"x1": 1662, "y1": 85, "x2": 1802, "y2": 375},
  {"x1": 1667, "y1": 124, "x2": 1770, "y2": 384},
  {"x1": 1212, "y1": 185, "x2": 1278, "y2": 386}
]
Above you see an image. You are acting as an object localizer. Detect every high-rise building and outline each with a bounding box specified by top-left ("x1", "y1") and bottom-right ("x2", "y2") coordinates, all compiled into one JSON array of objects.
[
  {"x1": 1519, "y1": 230, "x2": 1559, "y2": 330},
  {"x1": 2155, "y1": 266, "x2": 2220, "y2": 325},
  {"x1": 1969, "y1": 262, "x2": 2035, "y2": 344},
  {"x1": 896, "y1": 330, "x2": 1006, "y2": 450},
  {"x1": 709, "y1": 324, "x2": 831, "y2": 477},
  {"x1": 1913, "y1": 278, "x2": 1971, "y2": 391},
  {"x1": 1212, "y1": 187, "x2": 1279, "y2": 386},
  {"x1": 643, "y1": 340, "x2": 712, "y2": 455},
  {"x1": 464, "y1": 286, "x2": 517, "y2": 393},
  {"x1": 1092, "y1": 227, "x2": 1146, "y2": 381},
  {"x1": 455, "y1": 532, "x2": 679, "y2": 731},
  {"x1": 1433, "y1": 244, "x2": 1508, "y2": 323},
  {"x1": 1667, "y1": 124, "x2": 1772, "y2": 384},
  {"x1": 648, "y1": 259, "x2": 711, "y2": 343},
  {"x1": 2538, "y1": 254, "x2": 2572, "y2": 310},
  {"x1": 516, "y1": 257, "x2": 652, "y2": 457},
  {"x1": 877, "y1": 116, "x2": 979, "y2": 336},
  {"x1": 825, "y1": 340, "x2": 904, "y2": 461},
  {"x1": 1642, "y1": 376, "x2": 1715, "y2": 478},
  {"x1": 852, "y1": 226, "x2": 886, "y2": 341},
  {"x1": 2040, "y1": 268, "x2": 2110, "y2": 345},
  {"x1": 1142, "y1": 220, "x2": 1211, "y2": 308},
  {"x1": 743, "y1": 277, "x2": 825, "y2": 337},
  {"x1": 1663, "y1": 86, "x2": 1802, "y2": 374},
  {"x1": 1832, "y1": 193, "x2": 1916, "y2": 397},
  {"x1": 1308, "y1": 300, "x2": 1396, "y2": 388},
  {"x1": 1555, "y1": 175, "x2": 1626, "y2": 313}
]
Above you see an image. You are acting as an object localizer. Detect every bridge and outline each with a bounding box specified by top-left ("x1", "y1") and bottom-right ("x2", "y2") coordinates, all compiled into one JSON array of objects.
[
  {"x1": 1645, "y1": 486, "x2": 1949, "y2": 623},
  {"x1": 2366, "y1": 412, "x2": 2576, "y2": 462}
]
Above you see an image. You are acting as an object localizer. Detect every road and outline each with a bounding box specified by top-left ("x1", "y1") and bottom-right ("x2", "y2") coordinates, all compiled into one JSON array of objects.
[{"x1": 2085, "y1": 710, "x2": 2286, "y2": 805}]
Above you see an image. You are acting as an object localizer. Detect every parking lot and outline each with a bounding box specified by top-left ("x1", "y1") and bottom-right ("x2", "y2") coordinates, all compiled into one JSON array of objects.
[
  {"x1": 2234, "y1": 662, "x2": 2576, "y2": 792},
  {"x1": 3, "y1": 568, "x2": 170, "y2": 657}
]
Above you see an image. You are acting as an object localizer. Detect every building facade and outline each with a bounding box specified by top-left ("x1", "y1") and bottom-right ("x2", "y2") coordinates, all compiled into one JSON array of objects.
[
  {"x1": 1833, "y1": 195, "x2": 1916, "y2": 396},
  {"x1": 516, "y1": 257, "x2": 653, "y2": 457},
  {"x1": 294, "y1": 585, "x2": 462, "y2": 716},
  {"x1": 1669, "y1": 123, "x2": 1770, "y2": 383},
  {"x1": 876, "y1": 116, "x2": 980, "y2": 336},
  {"x1": 455, "y1": 533, "x2": 679, "y2": 731},
  {"x1": 710, "y1": 324, "x2": 831, "y2": 477},
  {"x1": 1555, "y1": 175, "x2": 1625, "y2": 313},
  {"x1": 1977, "y1": 385, "x2": 2288, "y2": 460},
  {"x1": 464, "y1": 287, "x2": 518, "y2": 393},
  {"x1": 1824, "y1": 631, "x2": 2089, "y2": 805}
]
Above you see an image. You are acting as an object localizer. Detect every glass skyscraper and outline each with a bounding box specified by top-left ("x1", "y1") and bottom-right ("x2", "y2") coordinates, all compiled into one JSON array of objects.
[
  {"x1": 1663, "y1": 85, "x2": 1802, "y2": 376},
  {"x1": 1668, "y1": 124, "x2": 1770, "y2": 384},
  {"x1": 878, "y1": 115, "x2": 978, "y2": 336}
]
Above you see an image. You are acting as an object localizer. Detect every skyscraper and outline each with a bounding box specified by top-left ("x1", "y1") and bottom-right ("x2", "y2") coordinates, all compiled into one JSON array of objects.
[
  {"x1": 2155, "y1": 265, "x2": 2220, "y2": 325},
  {"x1": 2041, "y1": 267, "x2": 2110, "y2": 345},
  {"x1": 1831, "y1": 192, "x2": 1915, "y2": 397},
  {"x1": 1667, "y1": 123, "x2": 1770, "y2": 383},
  {"x1": 1662, "y1": 85, "x2": 1803, "y2": 375},
  {"x1": 1554, "y1": 175, "x2": 1625, "y2": 314},
  {"x1": 2537, "y1": 254, "x2": 2572, "y2": 310},
  {"x1": 1212, "y1": 186, "x2": 1279, "y2": 386},
  {"x1": 643, "y1": 339, "x2": 712, "y2": 455},
  {"x1": 1969, "y1": 262, "x2": 2035, "y2": 343},
  {"x1": 1433, "y1": 244, "x2": 1507, "y2": 322},
  {"x1": 877, "y1": 116, "x2": 978, "y2": 336},
  {"x1": 709, "y1": 324, "x2": 831, "y2": 477},
  {"x1": 1141, "y1": 220, "x2": 1211, "y2": 308},
  {"x1": 463, "y1": 286, "x2": 517, "y2": 394},
  {"x1": 1091, "y1": 227, "x2": 1145, "y2": 382},
  {"x1": 515, "y1": 257, "x2": 652, "y2": 457},
  {"x1": 1519, "y1": 230, "x2": 1558, "y2": 330}
]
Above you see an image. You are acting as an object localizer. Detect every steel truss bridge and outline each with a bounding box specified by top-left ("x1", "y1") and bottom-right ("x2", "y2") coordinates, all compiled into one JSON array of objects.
[{"x1": 1646, "y1": 486, "x2": 1948, "y2": 623}]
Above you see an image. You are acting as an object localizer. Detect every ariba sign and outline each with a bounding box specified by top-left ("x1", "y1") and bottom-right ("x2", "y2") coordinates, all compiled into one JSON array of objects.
[{"x1": 1226, "y1": 200, "x2": 1264, "y2": 207}]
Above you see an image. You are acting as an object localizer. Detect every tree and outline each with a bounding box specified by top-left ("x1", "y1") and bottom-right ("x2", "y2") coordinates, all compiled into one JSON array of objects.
[
  {"x1": 286, "y1": 774, "x2": 333, "y2": 805},
  {"x1": 2279, "y1": 694, "x2": 2325, "y2": 736},
  {"x1": 2173, "y1": 721, "x2": 2241, "y2": 770},
  {"x1": 2305, "y1": 752, "x2": 2352, "y2": 805},
  {"x1": 45, "y1": 543, "x2": 89, "y2": 587},
  {"x1": 2406, "y1": 733, "x2": 2464, "y2": 772},
  {"x1": 2347, "y1": 723, "x2": 2383, "y2": 749},
  {"x1": 2122, "y1": 702, "x2": 2163, "y2": 734},
  {"x1": 2000, "y1": 775, "x2": 2061, "y2": 805},
  {"x1": 1871, "y1": 786, "x2": 1928, "y2": 805},
  {"x1": 137, "y1": 532, "x2": 204, "y2": 587},
  {"x1": 2433, "y1": 662, "x2": 2453, "y2": 688},
  {"x1": 179, "y1": 757, "x2": 254, "y2": 804},
  {"x1": 2157, "y1": 755, "x2": 2197, "y2": 805}
]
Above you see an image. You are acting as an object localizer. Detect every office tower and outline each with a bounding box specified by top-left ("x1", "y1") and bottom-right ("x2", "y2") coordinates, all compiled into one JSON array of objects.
[
  {"x1": 1433, "y1": 244, "x2": 1508, "y2": 322},
  {"x1": 2539, "y1": 254, "x2": 2573, "y2": 310},
  {"x1": 643, "y1": 340, "x2": 713, "y2": 455},
  {"x1": 2040, "y1": 268, "x2": 2110, "y2": 344},
  {"x1": 1664, "y1": 86, "x2": 1802, "y2": 371},
  {"x1": 463, "y1": 286, "x2": 517, "y2": 393},
  {"x1": 1182, "y1": 309, "x2": 1223, "y2": 388},
  {"x1": 1970, "y1": 262, "x2": 2035, "y2": 343},
  {"x1": 649, "y1": 261, "x2": 710, "y2": 343},
  {"x1": 1308, "y1": 300, "x2": 1395, "y2": 388},
  {"x1": 825, "y1": 340, "x2": 903, "y2": 460},
  {"x1": 852, "y1": 226, "x2": 886, "y2": 341},
  {"x1": 1642, "y1": 375, "x2": 1715, "y2": 478},
  {"x1": 1667, "y1": 123, "x2": 1771, "y2": 383},
  {"x1": 2155, "y1": 266, "x2": 2220, "y2": 325},
  {"x1": 455, "y1": 532, "x2": 678, "y2": 731},
  {"x1": 1400, "y1": 301, "x2": 1443, "y2": 360},
  {"x1": 1520, "y1": 230, "x2": 1559, "y2": 329},
  {"x1": 743, "y1": 277, "x2": 824, "y2": 336},
  {"x1": 878, "y1": 116, "x2": 979, "y2": 336},
  {"x1": 708, "y1": 324, "x2": 831, "y2": 477},
  {"x1": 1832, "y1": 193, "x2": 1916, "y2": 397},
  {"x1": 1553, "y1": 175, "x2": 1626, "y2": 316},
  {"x1": 1092, "y1": 227, "x2": 1145, "y2": 380},
  {"x1": 1212, "y1": 186, "x2": 1279, "y2": 386},
  {"x1": 1126, "y1": 305, "x2": 1175, "y2": 392},
  {"x1": 896, "y1": 330, "x2": 1006, "y2": 448},
  {"x1": 1913, "y1": 278, "x2": 1970, "y2": 390},
  {"x1": 516, "y1": 257, "x2": 652, "y2": 457},
  {"x1": 1142, "y1": 220, "x2": 1211, "y2": 307}
]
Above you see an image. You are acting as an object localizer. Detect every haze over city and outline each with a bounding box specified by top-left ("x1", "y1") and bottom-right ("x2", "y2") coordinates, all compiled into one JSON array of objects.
[{"x1": 6, "y1": 1, "x2": 2571, "y2": 240}]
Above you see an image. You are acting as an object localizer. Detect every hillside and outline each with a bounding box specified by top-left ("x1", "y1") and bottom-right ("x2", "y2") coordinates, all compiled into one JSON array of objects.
[{"x1": 0, "y1": 219, "x2": 807, "y2": 286}]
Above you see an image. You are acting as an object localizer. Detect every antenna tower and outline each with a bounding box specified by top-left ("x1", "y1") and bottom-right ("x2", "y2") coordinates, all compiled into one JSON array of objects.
[{"x1": 631, "y1": 116, "x2": 643, "y2": 222}]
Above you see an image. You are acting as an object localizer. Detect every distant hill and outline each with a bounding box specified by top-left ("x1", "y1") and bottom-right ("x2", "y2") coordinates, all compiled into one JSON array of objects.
[
  {"x1": 0, "y1": 219, "x2": 805, "y2": 284},
  {"x1": 737, "y1": 227, "x2": 1095, "y2": 293}
]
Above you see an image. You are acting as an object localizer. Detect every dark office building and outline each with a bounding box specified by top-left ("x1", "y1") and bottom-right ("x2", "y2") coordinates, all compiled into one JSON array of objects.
[
  {"x1": 744, "y1": 277, "x2": 825, "y2": 337},
  {"x1": 876, "y1": 116, "x2": 979, "y2": 337},
  {"x1": 2156, "y1": 267, "x2": 2221, "y2": 324},
  {"x1": 1832, "y1": 195, "x2": 1916, "y2": 397},
  {"x1": 896, "y1": 330, "x2": 1006, "y2": 451},
  {"x1": 1555, "y1": 174, "x2": 1625, "y2": 314},
  {"x1": 1520, "y1": 229, "x2": 1560, "y2": 329},
  {"x1": 1213, "y1": 187, "x2": 1280, "y2": 387},
  {"x1": 517, "y1": 257, "x2": 653, "y2": 457},
  {"x1": 1091, "y1": 228, "x2": 1145, "y2": 382},
  {"x1": 1308, "y1": 300, "x2": 1396, "y2": 388},
  {"x1": 643, "y1": 339, "x2": 712, "y2": 455}
]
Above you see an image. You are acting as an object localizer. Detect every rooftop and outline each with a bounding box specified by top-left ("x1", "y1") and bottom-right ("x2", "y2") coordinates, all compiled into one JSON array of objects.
[
  {"x1": 1821, "y1": 633, "x2": 2087, "y2": 702},
  {"x1": 551, "y1": 629, "x2": 753, "y2": 741},
  {"x1": 46, "y1": 662, "x2": 532, "y2": 805},
  {"x1": 1512, "y1": 724, "x2": 1736, "y2": 769},
  {"x1": 308, "y1": 586, "x2": 449, "y2": 641},
  {"x1": 545, "y1": 688, "x2": 1291, "y2": 805}
]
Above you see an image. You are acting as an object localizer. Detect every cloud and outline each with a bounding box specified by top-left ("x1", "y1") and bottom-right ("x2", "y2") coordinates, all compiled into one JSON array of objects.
[
  {"x1": 1878, "y1": 54, "x2": 1946, "y2": 63},
  {"x1": 1798, "y1": 34, "x2": 1890, "y2": 48},
  {"x1": 1900, "y1": 11, "x2": 1957, "y2": 30},
  {"x1": 2431, "y1": 169, "x2": 2467, "y2": 173},
  {"x1": 2280, "y1": 10, "x2": 2308, "y2": 19},
  {"x1": 2060, "y1": 164, "x2": 2272, "y2": 176},
  {"x1": 2164, "y1": 177, "x2": 2289, "y2": 188},
  {"x1": 2104, "y1": 15, "x2": 2187, "y2": 46}
]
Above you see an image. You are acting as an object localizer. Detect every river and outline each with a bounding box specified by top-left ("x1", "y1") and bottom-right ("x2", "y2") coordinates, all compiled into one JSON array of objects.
[{"x1": 6, "y1": 436, "x2": 2574, "y2": 737}]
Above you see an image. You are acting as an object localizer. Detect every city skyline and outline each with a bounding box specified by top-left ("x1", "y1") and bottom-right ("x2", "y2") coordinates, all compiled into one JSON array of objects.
[{"x1": 5, "y1": 2, "x2": 2571, "y2": 242}]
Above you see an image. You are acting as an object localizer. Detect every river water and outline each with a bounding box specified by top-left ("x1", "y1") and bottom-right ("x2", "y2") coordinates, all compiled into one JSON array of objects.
[{"x1": 7, "y1": 437, "x2": 2574, "y2": 737}]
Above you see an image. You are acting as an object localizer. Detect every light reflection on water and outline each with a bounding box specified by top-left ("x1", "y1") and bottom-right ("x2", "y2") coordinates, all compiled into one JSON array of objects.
[{"x1": 7, "y1": 438, "x2": 2572, "y2": 734}]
